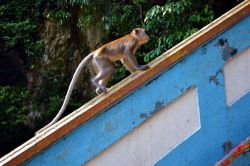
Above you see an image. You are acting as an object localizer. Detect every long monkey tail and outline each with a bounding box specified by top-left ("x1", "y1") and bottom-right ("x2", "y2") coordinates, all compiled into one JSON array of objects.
[{"x1": 36, "y1": 52, "x2": 94, "y2": 135}]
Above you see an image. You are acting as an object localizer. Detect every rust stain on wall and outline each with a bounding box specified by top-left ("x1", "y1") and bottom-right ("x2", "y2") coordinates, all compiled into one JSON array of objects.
[
  {"x1": 209, "y1": 69, "x2": 223, "y2": 86},
  {"x1": 139, "y1": 101, "x2": 165, "y2": 120},
  {"x1": 215, "y1": 39, "x2": 238, "y2": 61}
]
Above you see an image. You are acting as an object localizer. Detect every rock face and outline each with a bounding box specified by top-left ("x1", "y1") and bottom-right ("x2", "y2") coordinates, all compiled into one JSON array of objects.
[
  {"x1": 0, "y1": 7, "x2": 104, "y2": 121},
  {"x1": 43, "y1": 20, "x2": 71, "y2": 70},
  {"x1": 38, "y1": 13, "x2": 102, "y2": 102}
]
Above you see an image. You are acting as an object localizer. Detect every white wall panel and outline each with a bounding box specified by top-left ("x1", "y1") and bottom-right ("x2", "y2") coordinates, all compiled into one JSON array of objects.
[
  {"x1": 86, "y1": 88, "x2": 200, "y2": 166},
  {"x1": 224, "y1": 47, "x2": 250, "y2": 107}
]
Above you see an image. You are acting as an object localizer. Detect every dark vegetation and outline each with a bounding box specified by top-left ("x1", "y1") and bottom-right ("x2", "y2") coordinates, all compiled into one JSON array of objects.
[{"x1": 0, "y1": 0, "x2": 242, "y2": 157}]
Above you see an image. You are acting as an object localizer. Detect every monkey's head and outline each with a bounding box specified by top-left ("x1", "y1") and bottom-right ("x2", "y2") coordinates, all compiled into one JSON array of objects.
[{"x1": 131, "y1": 28, "x2": 149, "y2": 45}]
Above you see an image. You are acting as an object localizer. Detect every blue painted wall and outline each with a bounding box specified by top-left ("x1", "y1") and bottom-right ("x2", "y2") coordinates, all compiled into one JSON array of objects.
[{"x1": 25, "y1": 15, "x2": 250, "y2": 166}]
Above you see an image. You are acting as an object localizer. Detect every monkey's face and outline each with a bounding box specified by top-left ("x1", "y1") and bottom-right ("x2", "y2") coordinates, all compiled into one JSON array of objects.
[{"x1": 132, "y1": 28, "x2": 149, "y2": 45}]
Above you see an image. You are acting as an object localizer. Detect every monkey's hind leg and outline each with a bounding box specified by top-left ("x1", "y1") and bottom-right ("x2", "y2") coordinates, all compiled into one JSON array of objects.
[
  {"x1": 92, "y1": 56, "x2": 114, "y2": 94},
  {"x1": 96, "y1": 72, "x2": 112, "y2": 94}
]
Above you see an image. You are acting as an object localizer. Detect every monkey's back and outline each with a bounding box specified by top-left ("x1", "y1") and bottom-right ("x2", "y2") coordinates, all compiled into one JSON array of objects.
[{"x1": 95, "y1": 34, "x2": 138, "y2": 62}]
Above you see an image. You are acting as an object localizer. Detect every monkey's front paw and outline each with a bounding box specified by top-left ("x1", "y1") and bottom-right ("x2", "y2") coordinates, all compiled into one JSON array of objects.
[{"x1": 139, "y1": 65, "x2": 150, "y2": 70}]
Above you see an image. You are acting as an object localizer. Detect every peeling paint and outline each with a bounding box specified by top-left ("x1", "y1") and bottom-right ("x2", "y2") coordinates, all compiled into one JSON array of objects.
[
  {"x1": 209, "y1": 69, "x2": 223, "y2": 86},
  {"x1": 180, "y1": 59, "x2": 186, "y2": 64},
  {"x1": 105, "y1": 121, "x2": 116, "y2": 132},
  {"x1": 155, "y1": 101, "x2": 164, "y2": 111},
  {"x1": 55, "y1": 155, "x2": 64, "y2": 161},
  {"x1": 201, "y1": 46, "x2": 207, "y2": 55},
  {"x1": 186, "y1": 85, "x2": 195, "y2": 92},
  {"x1": 54, "y1": 149, "x2": 69, "y2": 161},
  {"x1": 209, "y1": 75, "x2": 220, "y2": 85},
  {"x1": 139, "y1": 113, "x2": 149, "y2": 119},
  {"x1": 179, "y1": 86, "x2": 195, "y2": 96},
  {"x1": 215, "y1": 39, "x2": 238, "y2": 61},
  {"x1": 181, "y1": 88, "x2": 184, "y2": 93},
  {"x1": 222, "y1": 140, "x2": 232, "y2": 154},
  {"x1": 139, "y1": 101, "x2": 165, "y2": 119}
]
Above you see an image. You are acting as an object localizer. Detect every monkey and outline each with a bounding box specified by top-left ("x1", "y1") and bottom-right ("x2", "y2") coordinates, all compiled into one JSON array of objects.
[{"x1": 36, "y1": 28, "x2": 150, "y2": 135}]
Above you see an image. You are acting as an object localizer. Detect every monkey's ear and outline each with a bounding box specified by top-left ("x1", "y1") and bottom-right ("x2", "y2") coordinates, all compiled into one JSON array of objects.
[{"x1": 134, "y1": 29, "x2": 140, "y2": 35}]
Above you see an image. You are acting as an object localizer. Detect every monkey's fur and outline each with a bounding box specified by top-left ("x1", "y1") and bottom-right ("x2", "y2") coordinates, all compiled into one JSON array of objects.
[{"x1": 36, "y1": 28, "x2": 149, "y2": 134}]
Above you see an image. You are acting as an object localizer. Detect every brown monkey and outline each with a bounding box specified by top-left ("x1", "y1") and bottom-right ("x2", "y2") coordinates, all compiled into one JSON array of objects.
[{"x1": 36, "y1": 28, "x2": 149, "y2": 134}]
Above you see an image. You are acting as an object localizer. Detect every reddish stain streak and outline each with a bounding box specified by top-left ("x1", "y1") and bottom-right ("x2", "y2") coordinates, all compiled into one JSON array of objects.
[{"x1": 215, "y1": 136, "x2": 250, "y2": 166}]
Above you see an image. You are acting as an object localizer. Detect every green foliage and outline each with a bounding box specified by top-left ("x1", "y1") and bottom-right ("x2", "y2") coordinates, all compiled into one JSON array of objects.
[
  {"x1": 73, "y1": 1, "x2": 141, "y2": 39},
  {"x1": 46, "y1": 10, "x2": 72, "y2": 25},
  {"x1": 0, "y1": 87, "x2": 34, "y2": 157},
  {"x1": 68, "y1": 0, "x2": 90, "y2": 6},
  {"x1": 0, "y1": 86, "x2": 32, "y2": 126},
  {"x1": 143, "y1": 0, "x2": 214, "y2": 62},
  {"x1": 38, "y1": 71, "x2": 83, "y2": 120},
  {"x1": 0, "y1": 0, "x2": 44, "y2": 57},
  {"x1": 101, "y1": 4, "x2": 141, "y2": 36},
  {"x1": 108, "y1": 64, "x2": 130, "y2": 86},
  {"x1": 47, "y1": 95, "x2": 63, "y2": 116}
]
